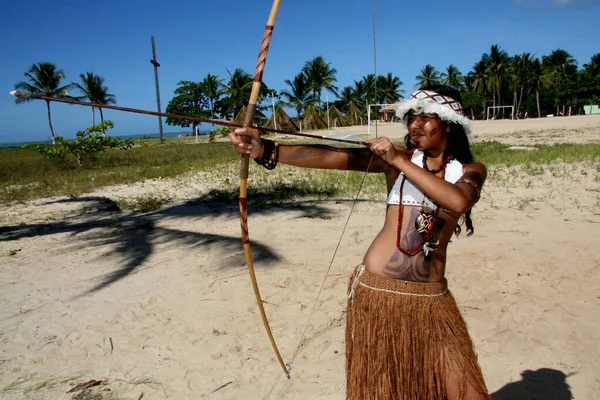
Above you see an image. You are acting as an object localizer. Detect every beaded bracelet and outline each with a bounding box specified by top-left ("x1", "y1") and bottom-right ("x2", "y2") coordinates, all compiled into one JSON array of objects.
[
  {"x1": 253, "y1": 138, "x2": 279, "y2": 170},
  {"x1": 456, "y1": 178, "x2": 481, "y2": 202}
]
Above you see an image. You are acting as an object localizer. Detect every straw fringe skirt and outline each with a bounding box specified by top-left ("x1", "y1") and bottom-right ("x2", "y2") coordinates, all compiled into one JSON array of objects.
[{"x1": 346, "y1": 265, "x2": 490, "y2": 400}]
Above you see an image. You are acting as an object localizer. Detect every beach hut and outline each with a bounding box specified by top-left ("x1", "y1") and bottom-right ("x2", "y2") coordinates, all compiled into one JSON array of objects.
[
  {"x1": 301, "y1": 105, "x2": 327, "y2": 130},
  {"x1": 263, "y1": 106, "x2": 299, "y2": 132},
  {"x1": 234, "y1": 106, "x2": 248, "y2": 124},
  {"x1": 326, "y1": 105, "x2": 350, "y2": 127},
  {"x1": 345, "y1": 104, "x2": 363, "y2": 126}
]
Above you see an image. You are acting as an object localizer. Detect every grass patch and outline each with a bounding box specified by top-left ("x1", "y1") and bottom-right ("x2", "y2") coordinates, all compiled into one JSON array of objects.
[
  {"x1": 1, "y1": 140, "x2": 598, "y2": 206},
  {"x1": 471, "y1": 141, "x2": 600, "y2": 166},
  {"x1": 0, "y1": 142, "x2": 236, "y2": 205},
  {"x1": 117, "y1": 193, "x2": 173, "y2": 212}
]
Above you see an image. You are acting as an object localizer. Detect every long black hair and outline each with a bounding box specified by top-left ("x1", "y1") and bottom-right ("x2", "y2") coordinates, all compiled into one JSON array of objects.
[{"x1": 403, "y1": 84, "x2": 475, "y2": 236}]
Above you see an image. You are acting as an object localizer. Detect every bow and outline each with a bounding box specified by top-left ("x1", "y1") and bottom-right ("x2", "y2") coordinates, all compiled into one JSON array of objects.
[{"x1": 238, "y1": 0, "x2": 290, "y2": 378}]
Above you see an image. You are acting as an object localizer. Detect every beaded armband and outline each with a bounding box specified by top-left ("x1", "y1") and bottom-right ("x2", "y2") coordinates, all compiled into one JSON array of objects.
[
  {"x1": 456, "y1": 178, "x2": 481, "y2": 202},
  {"x1": 253, "y1": 138, "x2": 279, "y2": 170}
]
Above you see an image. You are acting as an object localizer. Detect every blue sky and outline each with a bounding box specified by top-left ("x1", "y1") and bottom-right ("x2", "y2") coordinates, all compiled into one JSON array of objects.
[{"x1": 1, "y1": 0, "x2": 598, "y2": 144}]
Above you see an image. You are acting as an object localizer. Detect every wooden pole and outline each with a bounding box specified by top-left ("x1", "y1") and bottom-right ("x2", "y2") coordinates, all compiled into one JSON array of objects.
[{"x1": 150, "y1": 36, "x2": 165, "y2": 143}]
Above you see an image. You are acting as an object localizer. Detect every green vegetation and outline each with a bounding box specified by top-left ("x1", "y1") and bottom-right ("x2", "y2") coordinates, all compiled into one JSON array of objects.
[
  {"x1": 23, "y1": 121, "x2": 134, "y2": 167},
  {"x1": 1, "y1": 140, "x2": 598, "y2": 207},
  {"x1": 0, "y1": 141, "x2": 236, "y2": 205},
  {"x1": 472, "y1": 141, "x2": 600, "y2": 166}
]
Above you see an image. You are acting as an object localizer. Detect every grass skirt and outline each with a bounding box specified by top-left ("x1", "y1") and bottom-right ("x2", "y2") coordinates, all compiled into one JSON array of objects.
[{"x1": 346, "y1": 265, "x2": 490, "y2": 400}]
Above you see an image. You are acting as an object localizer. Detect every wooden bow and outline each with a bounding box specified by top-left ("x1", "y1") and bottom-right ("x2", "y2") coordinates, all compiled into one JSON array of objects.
[{"x1": 238, "y1": 0, "x2": 290, "y2": 378}]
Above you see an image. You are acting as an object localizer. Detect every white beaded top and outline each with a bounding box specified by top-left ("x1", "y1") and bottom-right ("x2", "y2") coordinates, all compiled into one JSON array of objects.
[{"x1": 387, "y1": 150, "x2": 463, "y2": 207}]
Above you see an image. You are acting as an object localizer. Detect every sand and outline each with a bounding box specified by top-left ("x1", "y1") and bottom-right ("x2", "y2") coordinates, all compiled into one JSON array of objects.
[{"x1": 1, "y1": 115, "x2": 599, "y2": 399}]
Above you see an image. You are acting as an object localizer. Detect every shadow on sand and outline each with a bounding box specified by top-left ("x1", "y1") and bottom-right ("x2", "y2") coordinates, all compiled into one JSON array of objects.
[
  {"x1": 491, "y1": 368, "x2": 574, "y2": 400},
  {"x1": 1, "y1": 187, "x2": 366, "y2": 295}
]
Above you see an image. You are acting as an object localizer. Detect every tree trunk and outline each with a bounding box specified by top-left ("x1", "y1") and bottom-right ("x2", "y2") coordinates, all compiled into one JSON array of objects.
[
  {"x1": 99, "y1": 108, "x2": 106, "y2": 136},
  {"x1": 536, "y1": 90, "x2": 541, "y2": 118},
  {"x1": 210, "y1": 100, "x2": 215, "y2": 131},
  {"x1": 46, "y1": 100, "x2": 56, "y2": 144},
  {"x1": 517, "y1": 87, "x2": 524, "y2": 117}
]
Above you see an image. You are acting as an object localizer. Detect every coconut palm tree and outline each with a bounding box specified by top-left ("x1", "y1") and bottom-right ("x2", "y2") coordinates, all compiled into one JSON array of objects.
[
  {"x1": 376, "y1": 73, "x2": 405, "y2": 104},
  {"x1": 201, "y1": 73, "x2": 224, "y2": 130},
  {"x1": 512, "y1": 53, "x2": 533, "y2": 117},
  {"x1": 486, "y1": 44, "x2": 511, "y2": 116},
  {"x1": 542, "y1": 49, "x2": 578, "y2": 114},
  {"x1": 302, "y1": 56, "x2": 338, "y2": 109},
  {"x1": 14, "y1": 62, "x2": 72, "y2": 144},
  {"x1": 72, "y1": 72, "x2": 116, "y2": 130},
  {"x1": 440, "y1": 65, "x2": 465, "y2": 90},
  {"x1": 361, "y1": 74, "x2": 378, "y2": 106},
  {"x1": 280, "y1": 72, "x2": 314, "y2": 119},
  {"x1": 526, "y1": 58, "x2": 545, "y2": 118},
  {"x1": 415, "y1": 65, "x2": 441, "y2": 89},
  {"x1": 466, "y1": 59, "x2": 489, "y2": 117},
  {"x1": 582, "y1": 53, "x2": 600, "y2": 77},
  {"x1": 335, "y1": 86, "x2": 361, "y2": 114},
  {"x1": 222, "y1": 68, "x2": 253, "y2": 119},
  {"x1": 72, "y1": 72, "x2": 100, "y2": 125}
]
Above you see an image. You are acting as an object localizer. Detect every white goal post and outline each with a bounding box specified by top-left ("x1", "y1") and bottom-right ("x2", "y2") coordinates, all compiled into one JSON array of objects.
[
  {"x1": 486, "y1": 105, "x2": 514, "y2": 120},
  {"x1": 368, "y1": 103, "x2": 396, "y2": 136}
]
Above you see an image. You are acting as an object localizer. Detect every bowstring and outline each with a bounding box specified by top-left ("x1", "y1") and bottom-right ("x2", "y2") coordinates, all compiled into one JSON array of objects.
[{"x1": 288, "y1": 0, "x2": 379, "y2": 372}]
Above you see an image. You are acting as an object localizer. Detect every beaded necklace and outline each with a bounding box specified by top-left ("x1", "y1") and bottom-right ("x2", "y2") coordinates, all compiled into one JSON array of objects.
[{"x1": 396, "y1": 150, "x2": 454, "y2": 256}]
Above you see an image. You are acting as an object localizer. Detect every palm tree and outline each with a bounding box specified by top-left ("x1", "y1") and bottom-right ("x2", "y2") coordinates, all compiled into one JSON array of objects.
[
  {"x1": 280, "y1": 72, "x2": 314, "y2": 119},
  {"x1": 486, "y1": 44, "x2": 511, "y2": 116},
  {"x1": 375, "y1": 73, "x2": 405, "y2": 104},
  {"x1": 302, "y1": 56, "x2": 338, "y2": 109},
  {"x1": 14, "y1": 62, "x2": 72, "y2": 144},
  {"x1": 466, "y1": 59, "x2": 489, "y2": 118},
  {"x1": 415, "y1": 65, "x2": 441, "y2": 89},
  {"x1": 201, "y1": 73, "x2": 224, "y2": 130},
  {"x1": 222, "y1": 68, "x2": 253, "y2": 119},
  {"x1": 361, "y1": 74, "x2": 378, "y2": 107},
  {"x1": 542, "y1": 48, "x2": 578, "y2": 114},
  {"x1": 582, "y1": 53, "x2": 600, "y2": 77},
  {"x1": 440, "y1": 65, "x2": 464, "y2": 90},
  {"x1": 335, "y1": 86, "x2": 361, "y2": 114},
  {"x1": 512, "y1": 53, "x2": 533, "y2": 117},
  {"x1": 526, "y1": 58, "x2": 545, "y2": 118},
  {"x1": 72, "y1": 72, "x2": 116, "y2": 130},
  {"x1": 72, "y1": 72, "x2": 100, "y2": 125}
]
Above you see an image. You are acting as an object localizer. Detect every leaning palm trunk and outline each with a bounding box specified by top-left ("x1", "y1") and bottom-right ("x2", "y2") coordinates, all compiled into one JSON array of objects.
[
  {"x1": 536, "y1": 90, "x2": 541, "y2": 118},
  {"x1": 45, "y1": 100, "x2": 56, "y2": 144},
  {"x1": 99, "y1": 108, "x2": 106, "y2": 136}
]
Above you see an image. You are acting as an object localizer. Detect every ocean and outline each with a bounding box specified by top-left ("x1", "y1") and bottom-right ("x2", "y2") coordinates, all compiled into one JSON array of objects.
[{"x1": 0, "y1": 131, "x2": 211, "y2": 148}]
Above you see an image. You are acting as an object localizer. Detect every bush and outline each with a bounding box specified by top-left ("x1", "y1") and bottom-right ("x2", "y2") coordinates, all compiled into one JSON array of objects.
[{"x1": 23, "y1": 121, "x2": 134, "y2": 167}]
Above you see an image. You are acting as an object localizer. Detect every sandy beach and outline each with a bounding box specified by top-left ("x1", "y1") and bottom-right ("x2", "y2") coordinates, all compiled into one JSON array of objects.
[{"x1": 1, "y1": 115, "x2": 599, "y2": 399}]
